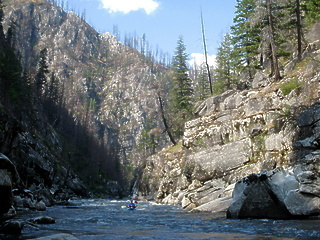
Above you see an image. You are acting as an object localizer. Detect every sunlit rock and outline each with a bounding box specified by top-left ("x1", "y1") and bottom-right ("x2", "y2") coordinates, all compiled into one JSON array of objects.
[{"x1": 227, "y1": 160, "x2": 320, "y2": 219}]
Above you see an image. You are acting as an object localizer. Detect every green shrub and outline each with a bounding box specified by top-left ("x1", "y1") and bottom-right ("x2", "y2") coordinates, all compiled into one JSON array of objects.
[{"x1": 280, "y1": 78, "x2": 301, "y2": 96}]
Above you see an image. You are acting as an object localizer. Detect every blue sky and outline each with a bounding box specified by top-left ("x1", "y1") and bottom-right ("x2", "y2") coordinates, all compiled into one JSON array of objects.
[{"x1": 65, "y1": 0, "x2": 236, "y2": 66}]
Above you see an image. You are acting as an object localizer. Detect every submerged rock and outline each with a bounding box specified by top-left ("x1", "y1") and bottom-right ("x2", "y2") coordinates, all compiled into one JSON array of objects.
[
  {"x1": 33, "y1": 233, "x2": 79, "y2": 240},
  {"x1": 29, "y1": 216, "x2": 56, "y2": 224}
]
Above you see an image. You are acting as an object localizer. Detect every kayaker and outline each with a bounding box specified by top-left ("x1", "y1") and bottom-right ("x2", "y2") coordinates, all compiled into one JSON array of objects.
[{"x1": 127, "y1": 200, "x2": 136, "y2": 209}]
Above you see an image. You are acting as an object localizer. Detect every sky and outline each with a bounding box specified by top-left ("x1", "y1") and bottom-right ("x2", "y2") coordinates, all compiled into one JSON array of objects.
[{"x1": 64, "y1": 0, "x2": 237, "y2": 66}]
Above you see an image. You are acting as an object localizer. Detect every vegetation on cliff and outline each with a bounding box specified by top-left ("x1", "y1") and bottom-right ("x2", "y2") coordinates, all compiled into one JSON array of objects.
[
  {"x1": 133, "y1": 0, "x2": 320, "y2": 216},
  {"x1": 0, "y1": 0, "x2": 172, "y2": 196},
  {"x1": 1, "y1": 0, "x2": 320, "y2": 200}
]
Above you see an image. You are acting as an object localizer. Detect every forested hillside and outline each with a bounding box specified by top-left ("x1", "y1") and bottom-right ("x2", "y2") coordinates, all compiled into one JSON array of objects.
[
  {"x1": 0, "y1": 0, "x2": 173, "y2": 197},
  {"x1": 192, "y1": 0, "x2": 320, "y2": 95}
]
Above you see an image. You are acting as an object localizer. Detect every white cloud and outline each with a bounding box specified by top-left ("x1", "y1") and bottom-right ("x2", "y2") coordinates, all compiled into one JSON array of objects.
[
  {"x1": 189, "y1": 53, "x2": 216, "y2": 68},
  {"x1": 99, "y1": 0, "x2": 159, "y2": 14}
]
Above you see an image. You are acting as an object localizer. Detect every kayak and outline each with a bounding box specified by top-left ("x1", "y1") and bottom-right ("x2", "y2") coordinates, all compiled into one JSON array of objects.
[
  {"x1": 126, "y1": 203, "x2": 136, "y2": 210},
  {"x1": 126, "y1": 207, "x2": 136, "y2": 210}
]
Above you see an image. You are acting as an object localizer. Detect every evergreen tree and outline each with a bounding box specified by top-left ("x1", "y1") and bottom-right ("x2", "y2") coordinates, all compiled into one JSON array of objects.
[
  {"x1": 276, "y1": 0, "x2": 304, "y2": 60},
  {"x1": 35, "y1": 48, "x2": 49, "y2": 97},
  {"x1": 48, "y1": 72, "x2": 59, "y2": 102},
  {"x1": 169, "y1": 36, "x2": 194, "y2": 139},
  {"x1": 266, "y1": 0, "x2": 281, "y2": 80},
  {"x1": 194, "y1": 63, "x2": 211, "y2": 101},
  {"x1": 250, "y1": 0, "x2": 281, "y2": 80},
  {"x1": 214, "y1": 33, "x2": 237, "y2": 93},
  {"x1": 231, "y1": 0, "x2": 261, "y2": 79},
  {"x1": 0, "y1": 0, "x2": 4, "y2": 46},
  {"x1": 0, "y1": 21, "x2": 23, "y2": 105},
  {"x1": 305, "y1": 0, "x2": 320, "y2": 23}
]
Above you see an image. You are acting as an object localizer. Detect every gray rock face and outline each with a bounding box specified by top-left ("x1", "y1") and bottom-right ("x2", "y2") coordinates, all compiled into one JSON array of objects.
[
  {"x1": 133, "y1": 36, "x2": 320, "y2": 217},
  {"x1": 227, "y1": 151, "x2": 320, "y2": 219},
  {"x1": 227, "y1": 171, "x2": 294, "y2": 219}
]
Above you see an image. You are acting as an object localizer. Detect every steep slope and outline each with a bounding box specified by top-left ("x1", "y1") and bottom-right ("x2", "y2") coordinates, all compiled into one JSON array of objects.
[
  {"x1": 3, "y1": 0, "x2": 170, "y2": 170},
  {"x1": 133, "y1": 21, "x2": 320, "y2": 217}
]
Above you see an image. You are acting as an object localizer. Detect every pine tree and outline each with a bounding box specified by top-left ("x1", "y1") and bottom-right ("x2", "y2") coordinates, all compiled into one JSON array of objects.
[
  {"x1": 231, "y1": 0, "x2": 261, "y2": 79},
  {"x1": 250, "y1": 0, "x2": 281, "y2": 80},
  {"x1": 169, "y1": 36, "x2": 194, "y2": 139},
  {"x1": 48, "y1": 72, "x2": 59, "y2": 102},
  {"x1": 214, "y1": 33, "x2": 237, "y2": 93},
  {"x1": 266, "y1": 0, "x2": 281, "y2": 80},
  {"x1": 194, "y1": 63, "x2": 211, "y2": 101},
  {"x1": 0, "y1": 0, "x2": 4, "y2": 48},
  {"x1": 275, "y1": 0, "x2": 304, "y2": 61},
  {"x1": 305, "y1": 0, "x2": 320, "y2": 23},
  {"x1": 35, "y1": 48, "x2": 49, "y2": 97},
  {"x1": 0, "y1": 26, "x2": 23, "y2": 104}
]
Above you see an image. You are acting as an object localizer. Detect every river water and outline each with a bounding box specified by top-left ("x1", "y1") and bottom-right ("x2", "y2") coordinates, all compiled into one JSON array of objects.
[{"x1": 4, "y1": 199, "x2": 320, "y2": 239}]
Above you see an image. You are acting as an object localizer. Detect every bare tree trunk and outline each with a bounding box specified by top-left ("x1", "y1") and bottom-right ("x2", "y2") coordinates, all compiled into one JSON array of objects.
[
  {"x1": 266, "y1": 0, "x2": 281, "y2": 81},
  {"x1": 296, "y1": 0, "x2": 302, "y2": 61},
  {"x1": 157, "y1": 93, "x2": 176, "y2": 145},
  {"x1": 200, "y1": 10, "x2": 213, "y2": 94}
]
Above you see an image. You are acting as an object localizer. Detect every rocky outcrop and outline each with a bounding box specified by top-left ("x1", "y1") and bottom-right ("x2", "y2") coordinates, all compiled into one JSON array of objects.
[
  {"x1": 0, "y1": 108, "x2": 89, "y2": 200},
  {"x1": 227, "y1": 151, "x2": 320, "y2": 219},
  {"x1": 133, "y1": 28, "x2": 320, "y2": 218},
  {"x1": 226, "y1": 104, "x2": 319, "y2": 219}
]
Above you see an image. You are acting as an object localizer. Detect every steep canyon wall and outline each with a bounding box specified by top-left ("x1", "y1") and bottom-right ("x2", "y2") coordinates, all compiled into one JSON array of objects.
[{"x1": 133, "y1": 35, "x2": 320, "y2": 215}]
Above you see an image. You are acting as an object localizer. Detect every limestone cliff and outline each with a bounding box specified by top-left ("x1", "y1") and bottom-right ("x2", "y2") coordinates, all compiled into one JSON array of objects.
[{"x1": 133, "y1": 22, "x2": 320, "y2": 217}]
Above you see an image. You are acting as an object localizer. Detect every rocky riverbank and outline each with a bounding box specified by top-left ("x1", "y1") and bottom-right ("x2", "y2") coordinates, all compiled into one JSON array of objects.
[
  {"x1": 132, "y1": 30, "x2": 320, "y2": 219},
  {"x1": 0, "y1": 152, "x2": 83, "y2": 235}
]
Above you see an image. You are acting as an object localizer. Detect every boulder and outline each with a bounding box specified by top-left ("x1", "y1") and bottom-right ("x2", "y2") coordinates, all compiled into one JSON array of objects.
[
  {"x1": 252, "y1": 72, "x2": 268, "y2": 88},
  {"x1": 0, "y1": 221, "x2": 24, "y2": 235},
  {"x1": 227, "y1": 171, "x2": 293, "y2": 219},
  {"x1": 227, "y1": 165, "x2": 320, "y2": 219},
  {"x1": 29, "y1": 216, "x2": 56, "y2": 224},
  {"x1": 35, "y1": 200, "x2": 47, "y2": 211},
  {"x1": 192, "y1": 196, "x2": 232, "y2": 213}
]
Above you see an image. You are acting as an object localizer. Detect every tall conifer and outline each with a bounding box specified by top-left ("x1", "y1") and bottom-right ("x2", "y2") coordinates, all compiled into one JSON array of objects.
[
  {"x1": 214, "y1": 33, "x2": 236, "y2": 93},
  {"x1": 231, "y1": 0, "x2": 261, "y2": 79},
  {"x1": 169, "y1": 36, "x2": 193, "y2": 138},
  {"x1": 35, "y1": 48, "x2": 49, "y2": 97}
]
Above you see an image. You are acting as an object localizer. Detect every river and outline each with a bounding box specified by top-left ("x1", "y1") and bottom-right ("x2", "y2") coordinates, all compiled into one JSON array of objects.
[{"x1": 3, "y1": 199, "x2": 320, "y2": 239}]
